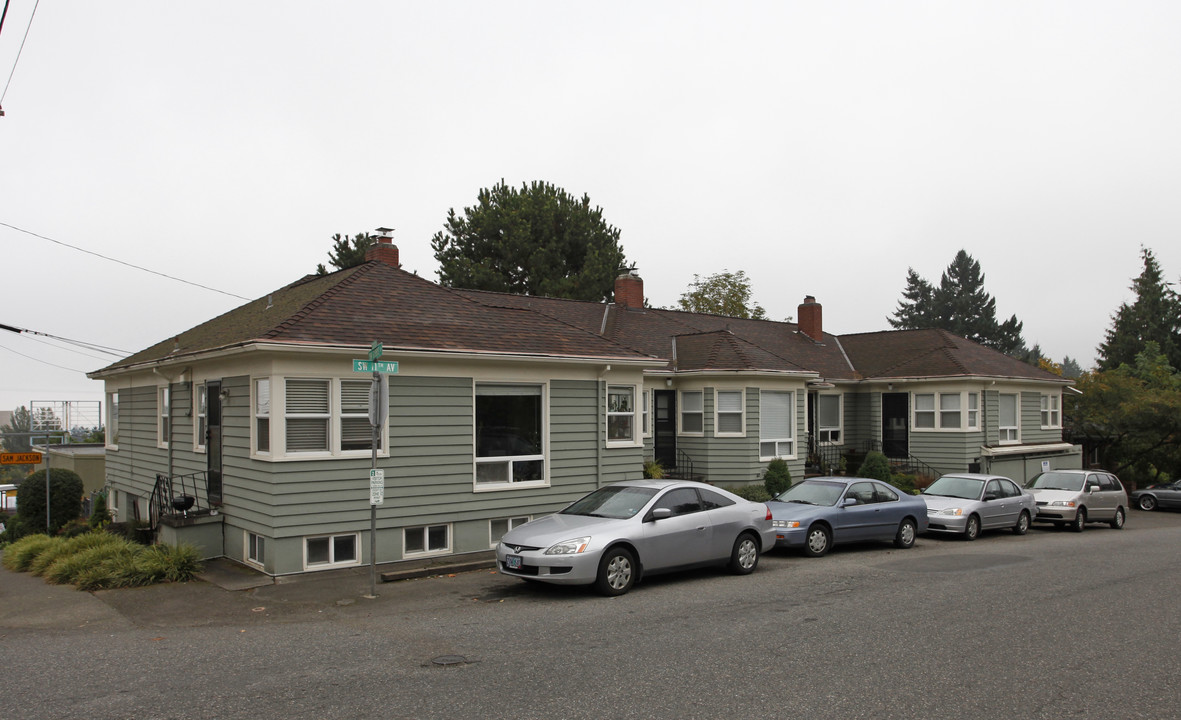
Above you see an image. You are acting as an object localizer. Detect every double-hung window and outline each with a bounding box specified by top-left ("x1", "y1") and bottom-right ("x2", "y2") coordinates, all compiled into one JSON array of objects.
[
  {"x1": 817, "y1": 394, "x2": 841, "y2": 443},
  {"x1": 760, "y1": 390, "x2": 794, "y2": 459},
  {"x1": 680, "y1": 391, "x2": 704, "y2": 434},
  {"x1": 607, "y1": 385, "x2": 637, "y2": 443},
  {"x1": 1040, "y1": 394, "x2": 1060, "y2": 428},
  {"x1": 285, "y1": 379, "x2": 330, "y2": 452},
  {"x1": 967, "y1": 393, "x2": 980, "y2": 430},
  {"x1": 642, "y1": 390, "x2": 651, "y2": 437},
  {"x1": 716, "y1": 390, "x2": 744, "y2": 436},
  {"x1": 341, "y1": 379, "x2": 380, "y2": 451},
  {"x1": 195, "y1": 384, "x2": 207, "y2": 452},
  {"x1": 106, "y1": 391, "x2": 119, "y2": 448},
  {"x1": 939, "y1": 393, "x2": 961, "y2": 429},
  {"x1": 914, "y1": 394, "x2": 936, "y2": 429},
  {"x1": 998, "y1": 394, "x2": 1019, "y2": 443},
  {"x1": 914, "y1": 392, "x2": 971, "y2": 430},
  {"x1": 158, "y1": 386, "x2": 171, "y2": 448},
  {"x1": 255, "y1": 379, "x2": 271, "y2": 453},
  {"x1": 475, "y1": 383, "x2": 544, "y2": 486}
]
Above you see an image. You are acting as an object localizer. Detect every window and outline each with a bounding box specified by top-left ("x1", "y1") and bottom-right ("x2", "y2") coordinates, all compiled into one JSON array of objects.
[
  {"x1": 967, "y1": 393, "x2": 979, "y2": 430},
  {"x1": 759, "y1": 390, "x2": 795, "y2": 459},
  {"x1": 914, "y1": 394, "x2": 936, "y2": 429},
  {"x1": 716, "y1": 390, "x2": 744, "y2": 436},
  {"x1": 195, "y1": 384, "x2": 207, "y2": 452},
  {"x1": 341, "y1": 379, "x2": 380, "y2": 451},
  {"x1": 106, "y1": 391, "x2": 119, "y2": 447},
  {"x1": 247, "y1": 532, "x2": 265, "y2": 566},
  {"x1": 490, "y1": 516, "x2": 530, "y2": 546},
  {"x1": 405, "y1": 524, "x2": 450, "y2": 556},
  {"x1": 1040, "y1": 394, "x2": 1060, "y2": 428},
  {"x1": 998, "y1": 394, "x2": 1019, "y2": 443},
  {"x1": 846, "y1": 482, "x2": 878, "y2": 505},
  {"x1": 158, "y1": 386, "x2": 171, "y2": 448},
  {"x1": 873, "y1": 484, "x2": 899, "y2": 503},
  {"x1": 680, "y1": 391, "x2": 704, "y2": 434},
  {"x1": 306, "y1": 533, "x2": 359, "y2": 568},
  {"x1": 255, "y1": 379, "x2": 270, "y2": 453},
  {"x1": 698, "y1": 488, "x2": 736, "y2": 509},
  {"x1": 817, "y1": 394, "x2": 841, "y2": 443},
  {"x1": 607, "y1": 385, "x2": 637, "y2": 443},
  {"x1": 939, "y1": 393, "x2": 961, "y2": 429},
  {"x1": 475, "y1": 384, "x2": 544, "y2": 486},
  {"x1": 642, "y1": 390, "x2": 651, "y2": 437},
  {"x1": 285, "y1": 379, "x2": 330, "y2": 452},
  {"x1": 652, "y1": 488, "x2": 704, "y2": 516}
]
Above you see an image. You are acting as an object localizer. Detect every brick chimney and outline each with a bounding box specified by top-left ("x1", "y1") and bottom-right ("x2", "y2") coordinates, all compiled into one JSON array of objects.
[
  {"x1": 364, "y1": 227, "x2": 400, "y2": 268},
  {"x1": 614, "y1": 269, "x2": 644, "y2": 309},
  {"x1": 798, "y1": 295, "x2": 822, "y2": 341}
]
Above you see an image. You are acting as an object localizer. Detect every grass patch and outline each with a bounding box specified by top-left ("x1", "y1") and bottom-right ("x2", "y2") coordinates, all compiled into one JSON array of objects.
[{"x1": 4, "y1": 530, "x2": 203, "y2": 590}]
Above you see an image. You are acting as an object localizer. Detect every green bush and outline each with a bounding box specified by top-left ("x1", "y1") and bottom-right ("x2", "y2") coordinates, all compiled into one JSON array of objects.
[
  {"x1": 731, "y1": 484, "x2": 772, "y2": 503},
  {"x1": 16, "y1": 469, "x2": 84, "y2": 535},
  {"x1": 1, "y1": 533, "x2": 55, "y2": 571},
  {"x1": 857, "y1": 451, "x2": 893, "y2": 483},
  {"x1": 762, "y1": 459, "x2": 793, "y2": 497},
  {"x1": 44, "y1": 538, "x2": 135, "y2": 585},
  {"x1": 4, "y1": 530, "x2": 203, "y2": 590},
  {"x1": 89, "y1": 493, "x2": 110, "y2": 529},
  {"x1": 889, "y1": 472, "x2": 920, "y2": 495},
  {"x1": 27, "y1": 537, "x2": 69, "y2": 576},
  {"x1": 643, "y1": 459, "x2": 665, "y2": 479}
]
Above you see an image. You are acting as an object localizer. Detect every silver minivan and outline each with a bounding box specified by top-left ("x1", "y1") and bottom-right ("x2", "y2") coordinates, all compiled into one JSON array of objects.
[{"x1": 1025, "y1": 470, "x2": 1128, "y2": 531}]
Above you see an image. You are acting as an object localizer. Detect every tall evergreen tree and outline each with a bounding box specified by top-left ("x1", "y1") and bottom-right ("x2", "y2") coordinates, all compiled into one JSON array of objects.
[
  {"x1": 1097, "y1": 247, "x2": 1181, "y2": 371},
  {"x1": 315, "y1": 232, "x2": 376, "y2": 275},
  {"x1": 888, "y1": 250, "x2": 1027, "y2": 356},
  {"x1": 432, "y1": 180, "x2": 626, "y2": 302}
]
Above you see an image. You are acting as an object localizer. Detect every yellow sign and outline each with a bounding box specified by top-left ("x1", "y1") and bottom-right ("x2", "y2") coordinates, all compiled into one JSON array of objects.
[{"x1": 0, "y1": 452, "x2": 42, "y2": 465}]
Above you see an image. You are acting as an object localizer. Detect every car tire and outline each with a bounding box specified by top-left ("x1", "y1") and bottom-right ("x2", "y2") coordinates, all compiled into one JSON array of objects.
[
  {"x1": 594, "y1": 547, "x2": 637, "y2": 596},
  {"x1": 1071, "y1": 507, "x2": 1087, "y2": 533},
  {"x1": 893, "y1": 518, "x2": 917, "y2": 549},
  {"x1": 1110, "y1": 506, "x2": 1126, "y2": 530},
  {"x1": 1013, "y1": 510, "x2": 1030, "y2": 535},
  {"x1": 803, "y1": 524, "x2": 831, "y2": 557},
  {"x1": 728, "y1": 533, "x2": 760, "y2": 574},
  {"x1": 964, "y1": 514, "x2": 981, "y2": 541},
  {"x1": 1138, "y1": 495, "x2": 1157, "y2": 511}
]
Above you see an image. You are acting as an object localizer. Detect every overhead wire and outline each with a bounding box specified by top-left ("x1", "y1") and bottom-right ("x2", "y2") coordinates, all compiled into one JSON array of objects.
[
  {"x1": 0, "y1": 342, "x2": 89, "y2": 373},
  {"x1": 0, "y1": 322, "x2": 129, "y2": 356},
  {"x1": 0, "y1": 0, "x2": 39, "y2": 111}
]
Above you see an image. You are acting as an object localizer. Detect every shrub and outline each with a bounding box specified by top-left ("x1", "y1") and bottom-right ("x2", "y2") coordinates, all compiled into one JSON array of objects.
[
  {"x1": 643, "y1": 459, "x2": 665, "y2": 479},
  {"x1": 44, "y1": 540, "x2": 134, "y2": 585},
  {"x1": 857, "y1": 451, "x2": 893, "y2": 483},
  {"x1": 16, "y1": 469, "x2": 84, "y2": 535},
  {"x1": 89, "y1": 493, "x2": 110, "y2": 529},
  {"x1": 731, "y1": 484, "x2": 772, "y2": 503},
  {"x1": 762, "y1": 459, "x2": 793, "y2": 497},
  {"x1": 27, "y1": 537, "x2": 70, "y2": 576},
  {"x1": 889, "y1": 473, "x2": 920, "y2": 495},
  {"x1": 1, "y1": 534, "x2": 55, "y2": 571}
]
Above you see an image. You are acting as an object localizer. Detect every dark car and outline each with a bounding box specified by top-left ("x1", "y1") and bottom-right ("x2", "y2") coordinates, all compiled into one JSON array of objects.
[{"x1": 1130, "y1": 479, "x2": 1181, "y2": 511}]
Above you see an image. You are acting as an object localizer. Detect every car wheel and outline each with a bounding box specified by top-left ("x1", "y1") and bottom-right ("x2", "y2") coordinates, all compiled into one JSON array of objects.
[
  {"x1": 1110, "y1": 506, "x2": 1126, "y2": 530},
  {"x1": 1071, "y1": 507, "x2": 1087, "y2": 533},
  {"x1": 894, "y1": 518, "x2": 917, "y2": 549},
  {"x1": 803, "y1": 524, "x2": 831, "y2": 557},
  {"x1": 594, "y1": 547, "x2": 636, "y2": 596},
  {"x1": 1138, "y1": 495, "x2": 1157, "y2": 511},
  {"x1": 964, "y1": 514, "x2": 981, "y2": 541},
  {"x1": 1013, "y1": 510, "x2": 1030, "y2": 535},
  {"x1": 728, "y1": 533, "x2": 760, "y2": 574}
]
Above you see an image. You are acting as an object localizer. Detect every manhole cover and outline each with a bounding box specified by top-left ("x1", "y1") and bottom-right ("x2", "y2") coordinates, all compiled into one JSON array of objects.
[{"x1": 432, "y1": 655, "x2": 468, "y2": 666}]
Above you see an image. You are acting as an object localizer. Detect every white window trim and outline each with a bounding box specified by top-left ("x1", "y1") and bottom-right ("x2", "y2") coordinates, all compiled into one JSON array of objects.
[
  {"x1": 679, "y1": 390, "x2": 705, "y2": 436},
  {"x1": 912, "y1": 391, "x2": 978, "y2": 432},
  {"x1": 253, "y1": 376, "x2": 388, "y2": 461},
  {"x1": 998, "y1": 393, "x2": 1020, "y2": 444},
  {"x1": 489, "y1": 516, "x2": 531, "y2": 547},
  {"x1": 254, "y1": 378, "x2": 272, "y2": 457},
  {"x1": 245, "y1": 531, "x2": 265, "y2": 568},
  {"x1": 303, "y1": 532, "x2": 361, "y2": 570},
  {"x1": 105, "y1": 391, "x2": 119, "y2": 450},
  {"x1": 759, "y1": 390, "x2": 796, "y2": 461},
  {"x1": 194, "y1": 383, "x2": 207, "y2": 453},
  {"x1": 1040, "y1": 393, "x2": 1061, "y2": 429},
  {"x1": 157, "y1": 385, "x2": 170, "y2": 449},
  {"x1": 473, "y1": 382, "x2": 549, "y2": 492},
  {"x1": 606, "y1": 384, "x2": 641, "y2": 447},
  {"x1": 404, "y1": 524, "x2": 452, "y2": 558},
  {"x1": 816, "y1": 393, "x2": 842, "y2": 444},
  {"x1": 967, "y1": 392, "x2": 980, "y2": 430},
  {"x1": 642, "y1": 389, "x2": 652, "y2": 438},
  {"x1": 713, "y1": 388, "x2": 746, "y2": 438}
]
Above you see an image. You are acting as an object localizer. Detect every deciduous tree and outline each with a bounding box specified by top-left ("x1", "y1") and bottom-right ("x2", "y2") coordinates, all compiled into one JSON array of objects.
[{"x1": 677, "y1": 270, "x2": 767, "y2": 319}]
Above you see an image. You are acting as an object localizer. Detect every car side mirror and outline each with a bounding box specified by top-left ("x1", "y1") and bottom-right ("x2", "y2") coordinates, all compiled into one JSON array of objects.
[
  {"x1": 984, "y1": 493, "x2": 999, "y2": 502},
  {"x1": 1087, "y1": 485, "x2": 1099, "y2": 493},
  {"x1": 650, "y1": 507, "x2": 672, "y2": 521},
  {"x1": 842, "y1": 497, "x2": 858, "y2": 507}
]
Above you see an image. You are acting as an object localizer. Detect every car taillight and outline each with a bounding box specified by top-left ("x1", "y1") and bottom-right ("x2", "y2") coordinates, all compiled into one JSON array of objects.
[{"x1": 764, "y1": 504, "x2": 773, "y2": 521}]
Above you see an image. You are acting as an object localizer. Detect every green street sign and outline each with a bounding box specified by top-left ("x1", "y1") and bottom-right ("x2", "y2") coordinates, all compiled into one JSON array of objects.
[
  {"x1": 368, "y1": 341, "x2": 383, "y2": 362},
  {"x1": 353, "y1": 359, "x2": 399, "y2": 373}
]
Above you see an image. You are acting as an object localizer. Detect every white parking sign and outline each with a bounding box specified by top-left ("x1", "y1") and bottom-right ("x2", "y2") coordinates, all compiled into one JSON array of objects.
[{"x1": 370, "y1": 469, "x2": 385, "y2": 505}]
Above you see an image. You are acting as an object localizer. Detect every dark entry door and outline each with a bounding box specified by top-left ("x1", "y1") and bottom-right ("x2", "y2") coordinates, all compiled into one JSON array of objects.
[
  {"x1": 881, "y1": 392, "x2": 909, "y2": 459},
  {"x1": 654, "y1": 390, "x2": 676, "y2": 469},
  {"x1": 206, "y1": 380, "x2": 223, "y2": 505}
]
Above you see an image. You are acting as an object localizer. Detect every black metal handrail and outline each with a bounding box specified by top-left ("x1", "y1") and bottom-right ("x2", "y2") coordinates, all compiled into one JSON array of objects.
[
  {"x1": 862, "y1": 440, "x2": 940, "y2": 481},
  {"x1": 149, "y1": 471, "x2": 211, "y2": 528}
]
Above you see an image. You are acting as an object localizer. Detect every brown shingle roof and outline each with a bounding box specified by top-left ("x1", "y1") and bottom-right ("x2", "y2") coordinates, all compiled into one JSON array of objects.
[{"x1": 838, "y1": 329, "x2": 1065, "y2": 381}]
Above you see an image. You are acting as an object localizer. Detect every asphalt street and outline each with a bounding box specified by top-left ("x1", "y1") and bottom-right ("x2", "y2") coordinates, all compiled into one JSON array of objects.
[{"x1": 2, "y1": 510, "x2": 1180, "y2": 720}]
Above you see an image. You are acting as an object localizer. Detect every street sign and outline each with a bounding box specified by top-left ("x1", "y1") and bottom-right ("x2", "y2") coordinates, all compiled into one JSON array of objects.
[
  {"x1": 368, "y1": 341, "x2": 383, "y2": 362},
  {"x1": 1, "y1": 452, "x2": 42, "y2": 465},
  {"x1": 352, "y1": 360, "x2": 399, "y2": 373},
  {"x1": 369, "y1": 469, "x2": 385, "y2": 505}
]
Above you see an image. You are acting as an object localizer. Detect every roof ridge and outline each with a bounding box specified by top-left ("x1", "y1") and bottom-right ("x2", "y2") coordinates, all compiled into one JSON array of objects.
[{"x1": 263, "y1": 264, "x2": 370, "y2": 340}]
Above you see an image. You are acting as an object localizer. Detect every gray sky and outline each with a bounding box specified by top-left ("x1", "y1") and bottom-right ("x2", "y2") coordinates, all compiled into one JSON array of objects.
[{"x1": 2, "y1": 1, "x2": 1180, "y2": 418}]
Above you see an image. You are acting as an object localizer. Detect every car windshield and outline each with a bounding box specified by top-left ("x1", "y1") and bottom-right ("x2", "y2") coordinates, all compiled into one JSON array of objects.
[
  {"x1": 923, "y1": 476, "x2": 984, "y2": 500},
  {"x1": 1026, "y1": 472, "x2": 1084, "y2": 492},
  {"x1": 775, "y1": 481, "x2": 845, "y2": 506},
  {"x1": 560, "y1": 485, "x2": 660, "y2": 519}
]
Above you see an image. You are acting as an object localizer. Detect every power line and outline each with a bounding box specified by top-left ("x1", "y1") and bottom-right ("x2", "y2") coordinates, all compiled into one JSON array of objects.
[
  {"x1": 0, "y1": 342, "x2": 89, "y2": 373},
  {"x1": 0, "y1": 221, "x2": 252, "y2": 300},
  {"x1": 0, "y1": 322, "x2": 129, "y2": 356},
  {"x1": 0, "y1": 0, "x2": 39, "y2": 113}
]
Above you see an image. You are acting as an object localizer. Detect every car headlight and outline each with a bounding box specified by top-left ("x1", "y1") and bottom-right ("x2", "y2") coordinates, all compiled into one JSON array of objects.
[
  {"x1": 545, "y1": 537, "x2": 591, "y2": 555},
  {"x1": 772, "y1": 520, "x2": 801, "y2": 529},
  {"x1": 1050, "y1": 500, "x2": 1076, "y2": 507},
  {"x1": 938, "y1": 508, "x2": 964, "y2": 516}
]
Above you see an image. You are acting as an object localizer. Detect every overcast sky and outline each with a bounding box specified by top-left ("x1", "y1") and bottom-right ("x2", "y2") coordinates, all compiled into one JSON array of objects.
[{"x1": 2, "y1": 1, "x2": 1180, "y2": 418}]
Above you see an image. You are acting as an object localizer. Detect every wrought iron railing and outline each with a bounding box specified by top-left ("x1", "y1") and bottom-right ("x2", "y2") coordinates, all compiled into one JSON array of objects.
[
  {"x1": 149, "y1": 471, "x2": 212, "y2": 529},
  {"x1": 862, "y1": 440, "x2": 940, "y2": 482}
]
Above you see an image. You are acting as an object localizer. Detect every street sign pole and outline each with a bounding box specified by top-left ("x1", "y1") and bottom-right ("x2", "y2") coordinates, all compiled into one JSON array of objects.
[
  {"x1": 368, "y1": 366, "x2": 380, "y2": 599},
  {"x1": 353, "y1": 343, "x2": 396, "y2": 599}
]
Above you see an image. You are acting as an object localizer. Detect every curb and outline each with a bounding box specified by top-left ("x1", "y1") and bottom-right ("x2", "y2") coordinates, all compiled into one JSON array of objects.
[{"x1": 380, "y1": 557, "x2": 498, "y2": 583}]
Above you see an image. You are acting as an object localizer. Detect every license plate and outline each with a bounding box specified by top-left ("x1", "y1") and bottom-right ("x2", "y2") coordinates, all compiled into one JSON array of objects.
[{"x1": 506, "y1": 555, "x2": 522, "y2": 570}]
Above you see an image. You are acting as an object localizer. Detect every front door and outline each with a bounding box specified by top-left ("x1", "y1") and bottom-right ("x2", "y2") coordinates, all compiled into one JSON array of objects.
[
  {"x1": 206, "y1": 380, "x2": 223, "y2": 505},
  {"x1": 654, "y1": 390, "x2": 676, "y2": 470},
  {"x1": 882, "y1": 392, "x2": 909, "y2": 459}
]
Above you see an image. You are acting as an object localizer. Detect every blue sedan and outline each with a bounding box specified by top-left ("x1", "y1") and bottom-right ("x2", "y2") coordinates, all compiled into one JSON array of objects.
[{"x1": 766, "y1": 477, "x2": 929, "y2": 557}]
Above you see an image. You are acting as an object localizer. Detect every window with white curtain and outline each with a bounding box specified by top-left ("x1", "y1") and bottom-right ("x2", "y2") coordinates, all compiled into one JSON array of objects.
[
  {"x1": 760, "y1": 390, "x2": 794, "y2": 459},
  {"x1": 999, "y1": 394, "x2": 1019, "y2": 443},
  {"x1": 817, "y1": 394, "x2": 841, "y2": 443},
  {"x1": 680, "y1": 391, "x2": 704, "y2": 434}
]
